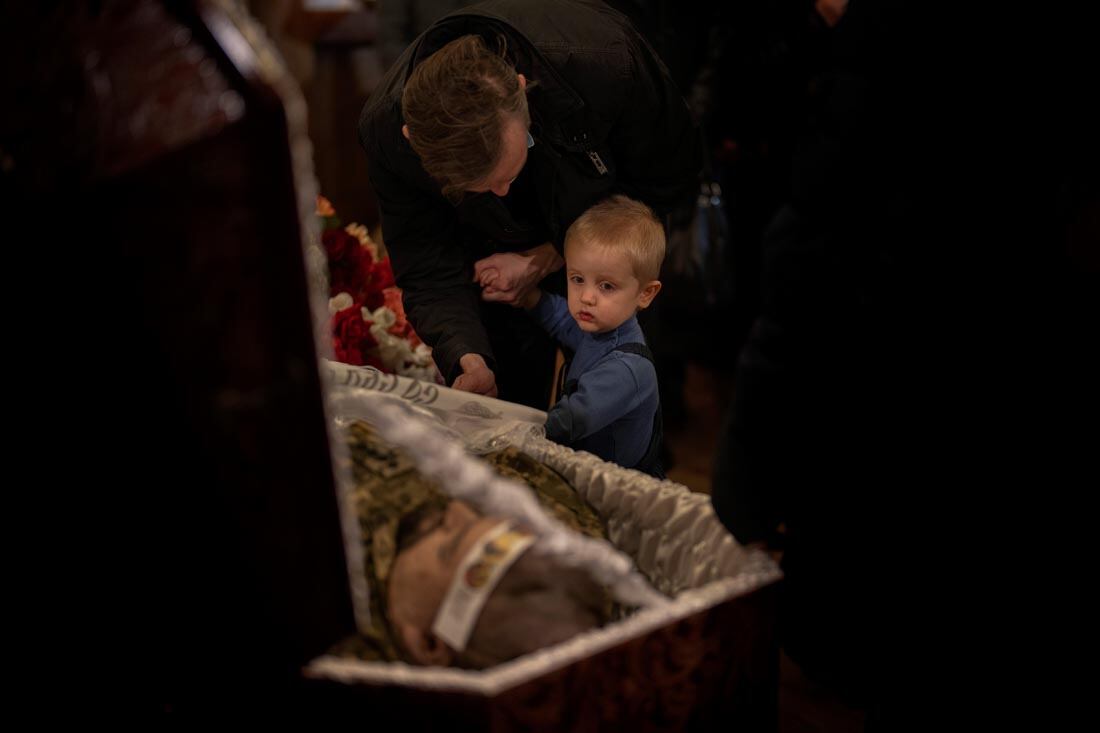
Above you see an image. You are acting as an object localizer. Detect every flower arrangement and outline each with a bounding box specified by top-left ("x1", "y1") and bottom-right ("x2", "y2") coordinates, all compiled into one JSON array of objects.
[{"x1": 317, "y1": 196, "x2": 442, "y2": 383}]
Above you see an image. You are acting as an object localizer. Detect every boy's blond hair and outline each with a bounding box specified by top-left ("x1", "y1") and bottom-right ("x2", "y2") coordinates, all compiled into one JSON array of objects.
[{"x1": 564, "y1": 195, "x2": 665, "y2": 282}]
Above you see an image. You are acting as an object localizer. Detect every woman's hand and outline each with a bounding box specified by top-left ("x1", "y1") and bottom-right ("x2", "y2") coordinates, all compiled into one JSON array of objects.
[
  {"x1": 452, "y1": 353, "x2": 498, "y2": 398},
  {"x1": 474, "y1": 243, "x2": 563, "y2": 305}
]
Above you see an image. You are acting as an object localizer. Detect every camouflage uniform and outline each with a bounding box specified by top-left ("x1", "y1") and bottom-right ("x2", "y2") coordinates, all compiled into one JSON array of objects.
[{"x1": 330, "y1": 421, "x2": 610, "y2": 663}]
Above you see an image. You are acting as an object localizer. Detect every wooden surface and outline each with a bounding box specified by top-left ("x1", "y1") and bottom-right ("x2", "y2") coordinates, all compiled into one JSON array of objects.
[
  {"x1": 308, "y1": 583, "x2": 780, "y2": 731},
  {"x1": 12, "y1": 0, "x2": 360, "y2": 709}
]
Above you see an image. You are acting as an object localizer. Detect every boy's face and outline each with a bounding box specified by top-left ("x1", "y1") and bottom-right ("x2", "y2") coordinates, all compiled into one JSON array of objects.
[{"x1": 564, "y1": 240, "x2": 661, "y2": 334}]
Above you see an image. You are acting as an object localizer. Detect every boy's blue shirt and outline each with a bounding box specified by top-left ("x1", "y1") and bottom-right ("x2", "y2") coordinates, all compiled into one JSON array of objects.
[{"x1": 530, "y1": 292, "x2": 659, "y2": 470}]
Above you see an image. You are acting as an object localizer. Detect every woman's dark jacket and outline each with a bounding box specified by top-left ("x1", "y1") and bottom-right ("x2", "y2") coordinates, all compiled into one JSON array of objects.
[{"x1": 358, "y1": 0, "x2": 701, "y2": 384}]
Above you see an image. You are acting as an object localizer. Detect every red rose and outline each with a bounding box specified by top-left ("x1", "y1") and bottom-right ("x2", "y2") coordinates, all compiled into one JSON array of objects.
[
  {"x1": 325, "y1": 230, "x2": 373, "y2": 298},
  {"x1": 382, "y1": 287, "x2": 408, "y2": 334},
  {"x1": 332, "y1": 306, "x2": 377, "y2": 366},
  {"x1": 333, "y1": 249, "x2": 371, "y2": 300},
  {"x1": 380, "y1": 286, "x2": 426, "y2": 347},
  {"x1": 371, "y1": 257, "x2": 396, "y2": 290},
  {"x1": 323, "y1": 227, "x2": 358, "y2": 262},
  {"x1": 359, "y1": 258, "x2": 395, "y2": 310}
]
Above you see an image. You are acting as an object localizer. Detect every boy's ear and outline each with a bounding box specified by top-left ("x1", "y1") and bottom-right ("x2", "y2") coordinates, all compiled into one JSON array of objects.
[
  {"x1": 401, "y1": 124, "x2": 411, "y2": 141},
  {"x1": 636, "y1": 280, "x2": 662, "y2": 309}
]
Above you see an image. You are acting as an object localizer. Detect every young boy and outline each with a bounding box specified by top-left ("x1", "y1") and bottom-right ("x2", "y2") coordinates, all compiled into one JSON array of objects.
[{"x1": 495, "y1": 195, "x2": 666, "y2": 477}]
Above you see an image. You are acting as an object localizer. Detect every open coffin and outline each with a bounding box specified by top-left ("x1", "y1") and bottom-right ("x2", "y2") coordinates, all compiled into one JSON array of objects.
[{"x1": 305, "y1": 363, "x2": 782, "y2": 731}]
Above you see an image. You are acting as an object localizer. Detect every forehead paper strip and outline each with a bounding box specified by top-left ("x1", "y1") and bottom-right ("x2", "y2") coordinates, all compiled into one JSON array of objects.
[{"x1": 431, "y1": 522, "x2": 535, "y2": 652}]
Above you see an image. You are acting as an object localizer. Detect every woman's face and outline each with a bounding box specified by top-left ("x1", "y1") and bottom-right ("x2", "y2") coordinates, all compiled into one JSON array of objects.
[
  {"x1": 465, "y1": 73, "x2": 531, "y2": 198},
  {"x1": 465, "y1": 113, "x2": 531, "y2": 198}
]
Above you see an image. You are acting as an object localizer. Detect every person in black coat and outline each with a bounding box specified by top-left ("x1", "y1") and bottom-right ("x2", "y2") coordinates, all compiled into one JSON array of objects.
[
  {"x1": 358, "y1": 0, "x2": 701, "y2": 409},
  {"x1": 709, "y1": 0, "x2": 1098, "y2": 727}
]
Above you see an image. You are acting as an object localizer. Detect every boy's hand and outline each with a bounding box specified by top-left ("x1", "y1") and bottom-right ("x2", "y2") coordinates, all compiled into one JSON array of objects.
[{"x1": 452, "y1": 353, "x2": 498, "y2": 398}]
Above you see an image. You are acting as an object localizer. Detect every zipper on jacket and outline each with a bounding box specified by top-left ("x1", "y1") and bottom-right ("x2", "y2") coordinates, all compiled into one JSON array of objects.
[
  {"x1": 572, "y1": 131, "x2": 608, "y2": 176},
  {"x1": 587, "y1": 150, "x2": 609, "y2": 175}
]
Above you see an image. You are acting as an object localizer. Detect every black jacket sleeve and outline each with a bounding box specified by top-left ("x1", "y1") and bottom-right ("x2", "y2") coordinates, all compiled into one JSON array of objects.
[
  {"x1": 363, "y1": 131, "x2": 495, "y2": 384},
  {"x1": 609, "y1": 32, "x2": 703, "y2": 218}
]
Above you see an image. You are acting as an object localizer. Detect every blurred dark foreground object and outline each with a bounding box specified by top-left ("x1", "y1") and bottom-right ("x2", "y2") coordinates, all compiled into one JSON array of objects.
[{"x1": 3, "y1": 0, "x2": 354, "y2": 712}]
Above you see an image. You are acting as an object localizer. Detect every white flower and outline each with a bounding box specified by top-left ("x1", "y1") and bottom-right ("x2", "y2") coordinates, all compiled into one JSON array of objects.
[
  {"x1": 345, "y1": 223, "x2": 379, "y2": 261},
  {"x1": 371, "y1": 326, "x2": 409, "y2": 369},
  {"x1": 412, "y1": 342, "x2": 434, "y2": 365},
  {"x1": 368, "y1": 305, "x2": 396, "y2": 330},
  {"x1": 329, "y1": 292, "x2": 354, "y2": 314}
]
